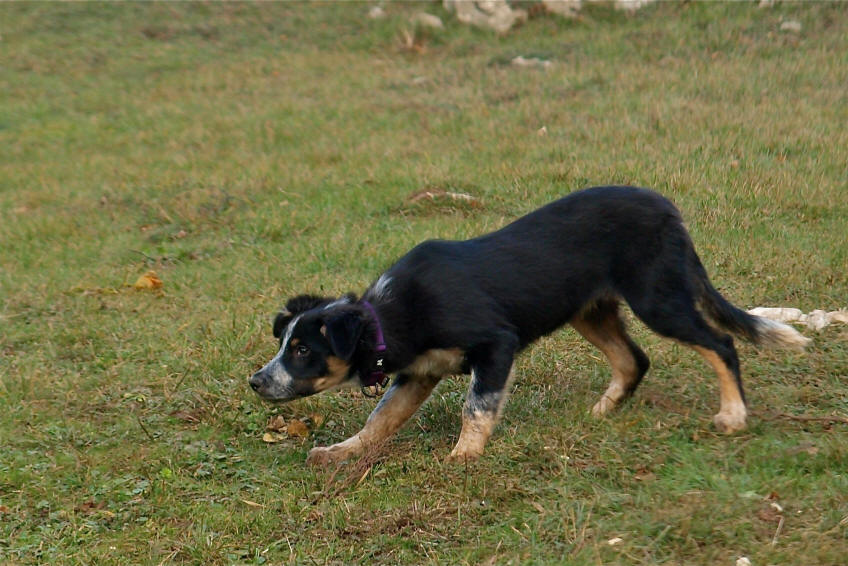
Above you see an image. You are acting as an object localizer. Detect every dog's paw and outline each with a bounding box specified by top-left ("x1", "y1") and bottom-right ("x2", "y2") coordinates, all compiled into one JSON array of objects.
[
  {"x1": 446, "y1": 444, "x2": 484, "y2": 463},
  {"x1": 712, "y1": 411, "x2": 747, "y2": 434},
  {"x1": 591, "y1": 395, "x2": 617, "y2": 417},
  {"x1": 306, "y1": 445, "x2": 353, "y2": 467}
]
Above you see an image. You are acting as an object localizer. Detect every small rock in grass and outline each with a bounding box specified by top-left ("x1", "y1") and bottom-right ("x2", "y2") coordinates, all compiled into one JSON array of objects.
[
  {"x1": 411, "y1": 12, "x2": 444, "y2": 30},
  {"x1": 511, "y1": 55, "x2": 553, "y2": 69},
  {"x1": 747, "y1": 307, "x2": 803, "y2": 323},
  {"x1": 780, "y1": 20, "x2": 802, "y2": 33},
  {"x1": 367, "y1": 6, "x2": 386, "y2": 20}
]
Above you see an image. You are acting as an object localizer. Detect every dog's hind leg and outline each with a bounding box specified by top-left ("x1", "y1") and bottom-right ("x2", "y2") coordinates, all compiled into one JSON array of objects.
[
  {"x1": 692, "y1": 343, "x2": 746, "y2": 433},
  {"x1": 625, "y1": 291, "x2": 747, "y2": 433},
  {"x1": 448, "y1": 332, "x2": 519, "y2": 462},
  {"x1": 306, "y1": 373, "x2": 440, "y2": 466},
  {"x1": 571, "y1": 299, "x2": 650, "y2": 417}
]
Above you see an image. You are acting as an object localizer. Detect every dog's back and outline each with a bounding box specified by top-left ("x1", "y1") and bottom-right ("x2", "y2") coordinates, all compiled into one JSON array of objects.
[{"x1": 383, "y1": 186, "x2": 686, "y2": 348}]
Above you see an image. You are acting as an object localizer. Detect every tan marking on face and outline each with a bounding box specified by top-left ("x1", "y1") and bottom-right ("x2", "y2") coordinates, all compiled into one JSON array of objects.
[
  {"x1": 289, "y1": 338, "x2": 300, "y2": 347},
  {"x1": 405, "y1": 348, "x2": 465, "y2": 377},
  {"x1": 311, "y1": 355, "x2": 351, "y2": 393},
  {"x1": 693, "y1": 345, "x2": 747, "y2": 433}
]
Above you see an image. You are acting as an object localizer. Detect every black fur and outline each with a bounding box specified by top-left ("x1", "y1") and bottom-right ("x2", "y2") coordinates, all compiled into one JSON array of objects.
[
  {"x1": 361, "y1": 187, "x2": 737, "y2": 368},
  {"x1": 250, "y1": 186, "x2": 808, "y2": 461}
]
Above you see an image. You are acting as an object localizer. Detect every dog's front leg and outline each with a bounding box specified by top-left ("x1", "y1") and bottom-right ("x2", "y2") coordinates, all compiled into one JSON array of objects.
[
  {"x1": 306, "y1": 373, "x2": 440, "y2": 466},
  {"x1": 448, "y1": 335, "x2": 517, "y2": 462}
]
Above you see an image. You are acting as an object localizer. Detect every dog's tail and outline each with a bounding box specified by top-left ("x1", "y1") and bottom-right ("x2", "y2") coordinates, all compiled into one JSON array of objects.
[{"x1": 690, "y1": 252, "x2": 811, "y2": 350}]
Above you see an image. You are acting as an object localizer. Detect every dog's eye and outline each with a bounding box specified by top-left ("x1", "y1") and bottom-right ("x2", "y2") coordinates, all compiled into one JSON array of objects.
[{"x1": 293, "y1": 344, "x2": 310, "y2": 357}]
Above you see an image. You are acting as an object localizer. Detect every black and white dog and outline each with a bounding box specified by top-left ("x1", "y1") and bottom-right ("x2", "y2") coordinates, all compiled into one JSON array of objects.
[{"x1": 249, "y1": 186, "x2": 809, "y2": 465}]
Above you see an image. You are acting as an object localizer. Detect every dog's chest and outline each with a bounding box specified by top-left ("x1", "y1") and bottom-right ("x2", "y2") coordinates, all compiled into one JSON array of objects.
[{"x1": 403, "y1": 348, "x2": 466, "y2": 378}]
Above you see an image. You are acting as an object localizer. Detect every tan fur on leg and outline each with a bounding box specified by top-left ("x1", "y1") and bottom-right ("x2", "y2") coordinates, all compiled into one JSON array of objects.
[
  {"x1": 446, "y1": 366, "x2": 514, "y2": 462},
  {"x1": 447, "y1": 411, "x2": 497, "y2": 462},
  {"x1": 571, "y1": 313, "x2": 642, "y2": 417},
  {"x1": 693, "y1": 346, "x2": 747, "y2": 433},
  {"x1": 306, "y1": 374, "x2": 440, "y2": 466}
]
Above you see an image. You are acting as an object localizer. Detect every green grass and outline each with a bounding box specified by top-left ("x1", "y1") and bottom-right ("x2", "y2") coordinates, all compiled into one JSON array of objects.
[{"x1": 1, "y1": 2, "x2": 846, "y2": 564}]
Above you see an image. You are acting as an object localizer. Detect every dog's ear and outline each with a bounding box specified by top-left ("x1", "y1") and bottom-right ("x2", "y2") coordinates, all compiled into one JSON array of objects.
[
  {"x1": 273, "y1": 294, "x2": 337, "y2": 338},
  {"x1": 322, "y1": 310, "x2": 365, "y2": 361},
  {"x1": 272, "y1": 310, "x2": 293, "y2": 339}
]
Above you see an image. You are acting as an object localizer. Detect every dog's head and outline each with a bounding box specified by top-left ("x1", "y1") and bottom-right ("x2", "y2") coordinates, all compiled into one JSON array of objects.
[{"x1": 248, "y1": 294, "x2": 368, "y2": 402}]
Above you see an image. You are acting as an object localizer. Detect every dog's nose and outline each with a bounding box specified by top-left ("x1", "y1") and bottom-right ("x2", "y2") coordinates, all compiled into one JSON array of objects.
[{"x1": 249, "y1": 371, "x2": 266, "y2": 392}]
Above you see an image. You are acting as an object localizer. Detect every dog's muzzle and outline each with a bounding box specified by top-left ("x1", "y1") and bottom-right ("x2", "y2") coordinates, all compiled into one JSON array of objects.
[
  {"x1": 248, "y1": 370, "x2": 268, "y2": 393},
  {"x1": 248, "y1": 364, "x2": 298, "y2": 401}
]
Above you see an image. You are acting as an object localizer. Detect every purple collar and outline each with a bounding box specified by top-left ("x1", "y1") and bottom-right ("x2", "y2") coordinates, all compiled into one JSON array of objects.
[{"x1": 360, "y1": 301, "x2": 389, "y2": 393}]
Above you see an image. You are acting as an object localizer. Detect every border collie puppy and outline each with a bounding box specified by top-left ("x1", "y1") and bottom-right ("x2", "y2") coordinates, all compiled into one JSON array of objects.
[{"x1": 249, "y1": 186, "x2": 809, "y2": 465}]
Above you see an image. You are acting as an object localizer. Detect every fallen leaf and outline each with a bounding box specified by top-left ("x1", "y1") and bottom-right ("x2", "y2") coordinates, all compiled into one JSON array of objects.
[
  {"x1": 607, "y1": 537, "x2": 623, "y2": 546},
  {"x1": 757, "y1": 505, "x2": 782, "y2": 523},
  {"x1": 133, "y1": 271, "x2": 163, "y2": 290},
  {"x1": 634, "y1": 467, "x2": 656, "y2": 482},
  {"x1": 287, "y1": 418, "x2": 310, "y2": 438},
  {"x1": 309, "y1": 413, "x2": 325, "y2": 427},
  {"x1": 262, "y1": 431, "x2": 285, "y2": 444},
  {"x1": 266, "y1": 415, "x2": 287, "y2": 432}
]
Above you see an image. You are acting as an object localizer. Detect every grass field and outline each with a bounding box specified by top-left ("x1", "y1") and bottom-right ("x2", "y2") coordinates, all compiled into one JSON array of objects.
[{"x1": 1, "y1": 2, "x2": 847, "y2": 564}]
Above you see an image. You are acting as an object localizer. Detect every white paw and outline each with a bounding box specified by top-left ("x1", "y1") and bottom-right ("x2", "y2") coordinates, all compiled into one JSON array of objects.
[
  {"x1": 591, "y1": 395, "x2": 617, "y2": 417},
  {"x1": 446, "y1": 444, "x2": 484, "y2": 463},
  {"x1": 306, "y1": 444, "x2": 355, "y2": 467},
  {"x1": 713, "y1": 411, "x2": 747, "y2": 434}
]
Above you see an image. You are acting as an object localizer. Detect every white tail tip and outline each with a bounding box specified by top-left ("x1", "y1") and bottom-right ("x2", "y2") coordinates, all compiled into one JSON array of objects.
[{"x1": 755, "y1": 317, "x2": 811, "y2": 350}]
